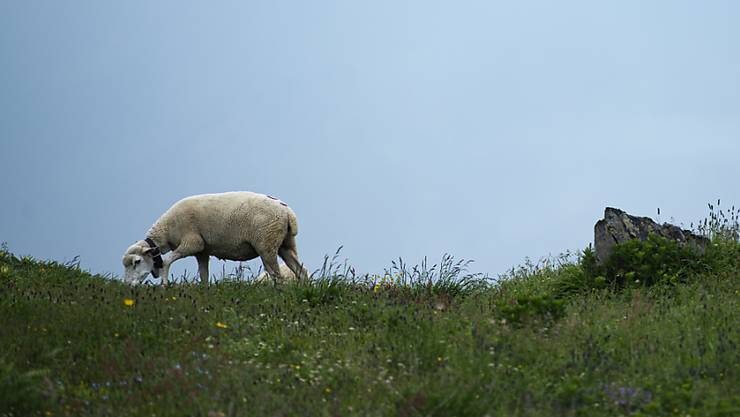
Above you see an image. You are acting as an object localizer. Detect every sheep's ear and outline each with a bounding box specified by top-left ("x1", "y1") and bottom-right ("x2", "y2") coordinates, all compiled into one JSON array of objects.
[{"x1": 143, "y1": 247, "x2": 160, "y2": 257}]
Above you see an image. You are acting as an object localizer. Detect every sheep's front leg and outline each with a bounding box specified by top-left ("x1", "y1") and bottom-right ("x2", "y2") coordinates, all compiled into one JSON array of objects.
[
  {"x1": 161, "y1": 235, "x2": 205, "y2": 285},
  {"x1": 196, "y1": 253, "x2": 210, "y2": 286}
]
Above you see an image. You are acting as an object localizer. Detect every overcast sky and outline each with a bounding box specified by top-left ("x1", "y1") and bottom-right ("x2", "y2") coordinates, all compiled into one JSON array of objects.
[{"x1": 1, "y1": 1, "x2": 738, "y2": 281}]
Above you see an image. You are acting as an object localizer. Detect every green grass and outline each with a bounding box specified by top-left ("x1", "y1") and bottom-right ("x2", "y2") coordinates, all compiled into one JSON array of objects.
[{"x1": 1, "y1": 208, "x2": 738, "y2": 416}]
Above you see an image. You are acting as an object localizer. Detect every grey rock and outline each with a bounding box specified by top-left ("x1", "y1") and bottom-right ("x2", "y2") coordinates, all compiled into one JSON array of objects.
[{"x1": 594, "y1": 207, "x2": 709, "y2": 264}]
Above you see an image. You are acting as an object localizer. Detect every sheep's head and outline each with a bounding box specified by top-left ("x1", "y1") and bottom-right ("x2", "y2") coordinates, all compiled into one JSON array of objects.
[{"x1": 122, "y1": 242, "x2": 159, "y2": 285}]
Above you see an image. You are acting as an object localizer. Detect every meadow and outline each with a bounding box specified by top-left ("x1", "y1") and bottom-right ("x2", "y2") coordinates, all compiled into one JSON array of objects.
[{"x1": 1, "y1": 207, "x2": 738, "y2": 417}]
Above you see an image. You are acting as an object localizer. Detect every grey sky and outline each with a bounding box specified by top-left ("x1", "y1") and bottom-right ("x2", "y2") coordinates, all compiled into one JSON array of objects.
[{"x1": 1, "y1": 1, "x2": 738, "y2": 280}]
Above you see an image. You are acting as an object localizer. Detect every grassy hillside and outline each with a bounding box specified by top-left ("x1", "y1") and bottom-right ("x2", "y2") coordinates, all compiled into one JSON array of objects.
[{"x1": 1, "y1": 211, "x2": 738, "y2": 416}]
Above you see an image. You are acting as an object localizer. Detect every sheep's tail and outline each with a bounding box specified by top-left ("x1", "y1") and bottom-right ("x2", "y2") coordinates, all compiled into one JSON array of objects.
[{"x1": 286, "y1": 208, "x2": 299, "y2": 236}]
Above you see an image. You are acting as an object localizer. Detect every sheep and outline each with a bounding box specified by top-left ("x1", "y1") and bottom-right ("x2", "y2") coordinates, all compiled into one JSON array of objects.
[{"x1": 122, "y1": 192, "x2": 308, "y2": 286}]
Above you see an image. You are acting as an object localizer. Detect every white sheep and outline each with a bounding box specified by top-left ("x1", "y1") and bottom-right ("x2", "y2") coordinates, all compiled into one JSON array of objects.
[{"x1": 122, "y1": 192, "x2": 308, "y2": 285}]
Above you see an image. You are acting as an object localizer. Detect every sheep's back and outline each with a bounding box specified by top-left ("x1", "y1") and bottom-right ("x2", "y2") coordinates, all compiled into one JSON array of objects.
[{"x1": 161, "y1": 192, "x2": 290, "y2": 258}]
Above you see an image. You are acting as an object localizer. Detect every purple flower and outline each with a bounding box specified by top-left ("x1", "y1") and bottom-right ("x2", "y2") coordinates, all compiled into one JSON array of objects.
[{"x1": 603, "y1": 383, "x2": 652, "y2": 408}]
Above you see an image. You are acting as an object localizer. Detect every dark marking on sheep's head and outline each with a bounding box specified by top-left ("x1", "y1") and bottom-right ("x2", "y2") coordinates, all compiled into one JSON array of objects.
[{"x1": 144, "y1": 238, "x2": 163, "y2": 277}]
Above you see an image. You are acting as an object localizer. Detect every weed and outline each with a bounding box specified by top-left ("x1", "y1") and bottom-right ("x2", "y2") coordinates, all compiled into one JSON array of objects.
[{"x1": 0, "y1": 357, "x2": 51, "y2": 415}]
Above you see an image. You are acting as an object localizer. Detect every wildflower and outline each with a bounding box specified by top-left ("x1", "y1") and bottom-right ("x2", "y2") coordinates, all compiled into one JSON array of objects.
[
  {"x1": 215, "y1": 322, "x2": 228, "y2": 329},
  {"x1": 324, "y1": 387, "x2": 332, "y2": 394},
  {"x1": 373, "y1": 283, "x2": 381, "y2": 293},
  {"x1": 603, "y1": 383, "x2": 652, "y2": 407},
  {"x1": 123, "y1": 298, "x2": 135, "y2": 307}
]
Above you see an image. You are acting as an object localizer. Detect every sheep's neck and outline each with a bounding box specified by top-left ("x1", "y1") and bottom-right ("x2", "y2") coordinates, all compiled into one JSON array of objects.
[{"x1": 145, "y1": 228, "x2": 170, "y2": 254}]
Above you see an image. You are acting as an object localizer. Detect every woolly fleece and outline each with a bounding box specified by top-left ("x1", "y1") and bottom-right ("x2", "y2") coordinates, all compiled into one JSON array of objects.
[{"x1": 123, "y1": 192, "x2": 306, "y2": 285}]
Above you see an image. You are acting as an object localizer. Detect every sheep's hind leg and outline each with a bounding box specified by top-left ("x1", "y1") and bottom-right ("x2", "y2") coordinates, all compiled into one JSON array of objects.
[
  {"x1": 258, "y1": 249, "x2": 283, "y2": 285},
  {"x1": 279, "y1": 245, "x2": 307, "y2": 281},
  {"x1": 196, "y1": 253, "x2": 210, "y2": 286},
  {"x1": 161, "y1": 235, "x2": 205, "y2": 286}
]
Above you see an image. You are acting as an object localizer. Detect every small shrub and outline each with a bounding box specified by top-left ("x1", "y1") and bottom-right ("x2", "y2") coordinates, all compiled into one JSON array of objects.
[
  {"x1": 703, "y1": 234, "x2": 740, "y2": 273},
  {"x1": 579, "y1": 246, "x2": 599, "y2": 283},
  {"x1": 601, "y1": 234, "x2": 706, "y2": 288},
  {"x1": 496, "y1": 294, "x2": 565, "y2": 326},
  {"x1": 549, "y1": 263, "x2": 595, "y2": 299},
  {"x1": 576, "y1": 235, "x2": 707, "y2": 291}
]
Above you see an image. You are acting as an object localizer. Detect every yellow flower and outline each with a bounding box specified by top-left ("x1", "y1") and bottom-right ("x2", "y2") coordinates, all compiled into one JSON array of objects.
[
  {"x1": 171, "y1": 296, "x2": 177, "y2": 301},
  {"x1": 373, "y1": 283, "x2": 381, "y2": 293},
  {"x1": 324, "y1": 387, "x2": 332, "y2": 394},
  {"x1": 215, "y1": 322, "x2": 228, "y2": 329},
  {"x1": 123, "y1": 298, "x2": 135, "y2": 307}
]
